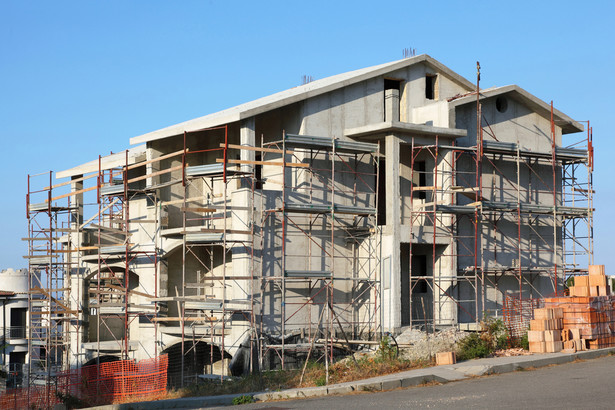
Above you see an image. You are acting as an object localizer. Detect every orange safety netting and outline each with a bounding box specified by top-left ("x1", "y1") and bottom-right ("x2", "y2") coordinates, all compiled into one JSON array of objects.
[
  {"x1": 503, "y1": 294, "x2": 544, "y2": 342},
  {"x1": 502, "y1": 291, "x2": 566, "y2": 343},
  {"x1": 0, "y1": 354, "x2": 168, "y2": 409}
]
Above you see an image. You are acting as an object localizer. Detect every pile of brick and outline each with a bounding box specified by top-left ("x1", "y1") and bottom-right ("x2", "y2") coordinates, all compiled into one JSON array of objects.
[
  {"x1": 533, "y1": 265, "x2": 614, "y2": 353},
  {"x1": 567, "y1": 265, "x2": 609, "y2": 297},
  {"x1": 528, "y1": 308, "x2": 564, "y2": 353},
  {"x1": 561, "y1": 328, "x2": 587, "y2": 353}
]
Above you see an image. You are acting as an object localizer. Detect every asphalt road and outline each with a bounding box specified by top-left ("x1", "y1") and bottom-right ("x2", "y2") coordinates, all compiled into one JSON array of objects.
[{"x1": 218, "y1": 355, "x2": 615, "y2": 409}]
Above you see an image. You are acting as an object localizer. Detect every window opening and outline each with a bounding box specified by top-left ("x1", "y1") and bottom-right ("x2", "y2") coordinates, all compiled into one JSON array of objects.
[
  {"x1": 255, "y1": 154, "x2": 263, "y2": 190},
  {"x1": 378, "y1": 158, "x2": 386, "y2": 225},
  {"x1": 412, "y1": 160, "x2": 427, "y2": 200},
  {"x1": 496, "y1": 96, "x2": 508, "y2": 113},
  {"x1": 426, "y1": 74, "x2": 437, "y2": 100}
]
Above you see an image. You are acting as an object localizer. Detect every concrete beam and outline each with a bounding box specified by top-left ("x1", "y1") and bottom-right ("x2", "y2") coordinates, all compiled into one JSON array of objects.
[{"x1": 345, "y1": 121, "x2": 467, "y2": 140}]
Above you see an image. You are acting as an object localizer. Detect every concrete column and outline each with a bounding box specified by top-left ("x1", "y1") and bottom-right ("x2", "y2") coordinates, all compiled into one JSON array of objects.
[
  {"x1": 433, "y1": 149, "x2": 457, "y2": 326},
  {"x1": 240, "y1": 117, "x2": 256, "y2": 174},
  {"x1": 146, "y1": 146, "x2": 162, "y2": 188},
  {"x1": 70, "y1": 175, "x2": 84, "y2": 227},
  {"x1": 68, "y1": 176, "x2": 84, "y2": 367},
  {"x1": 227, "y1": 118, "x2": 256, "y2": 354},
  {"x1": 159, "y1": 258, "x2": 168, "y2": 298},
  {"x1": 384, "y1": 89, "x2": 400, "y2": 122},
  {"x1": 384, "y1": 135, "x2": 401, "y2": 330}
]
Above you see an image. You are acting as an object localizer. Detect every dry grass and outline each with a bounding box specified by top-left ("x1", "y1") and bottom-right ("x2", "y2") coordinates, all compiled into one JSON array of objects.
[
  {"x1": 107, "y1": 339, "x2": 433, "y2": 404},
  {"x1": 159, "y1": 354, "x2": 432, "y2": 400},
  {"x1": 111, "y1": 391, "x2": 174, "y2": 405}
]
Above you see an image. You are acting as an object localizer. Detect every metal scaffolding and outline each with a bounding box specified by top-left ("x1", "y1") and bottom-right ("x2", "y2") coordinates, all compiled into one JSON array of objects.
[
  {"x1": 26, "y1": 171, "x2": 78, "y2": 393},
  {"x1": 406, "y1": 75, "x2": 594, "y2": 328},
  {"x1": 259, "y1": 133, "x2": 381, "y2": 369}
]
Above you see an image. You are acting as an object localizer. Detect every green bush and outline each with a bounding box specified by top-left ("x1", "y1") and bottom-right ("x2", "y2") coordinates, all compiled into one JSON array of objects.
[
  {"x1": 457, "y1": 332, "x2": 491, "y2": 361},
  {"x1": 232, "y1": 395, "x2": 254, "y2": 405},
  {"x1": 457, "y1": 316, "x2": 510, "y2": 360},
  {"x1": 483, "y1": 316, "x2": 509, "y2": 350}
]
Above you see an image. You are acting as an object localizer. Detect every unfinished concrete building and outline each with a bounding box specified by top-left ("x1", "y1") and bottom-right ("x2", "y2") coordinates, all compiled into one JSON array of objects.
[{"x1": 25, "y1": 54, "x2": 593, "y2": 387}]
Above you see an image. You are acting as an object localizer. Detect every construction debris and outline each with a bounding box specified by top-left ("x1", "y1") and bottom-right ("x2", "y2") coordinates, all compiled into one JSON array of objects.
[{"x1": 397, "y1": 328, "x2": 468, "y2": 362}]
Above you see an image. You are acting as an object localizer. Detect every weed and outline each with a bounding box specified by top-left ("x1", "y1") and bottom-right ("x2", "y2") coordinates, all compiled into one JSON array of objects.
[
  {"x1": 376, "y1": 335, "x2": 397, "y2": 362},
  {"x1": 314, "y1": 374, "x2": 327, "y2": 386},
  {"x1": 457, "y1": 315, "x2": 510, "y2": 360},
  {"x1": 519, "y1": 332, "x2": 529, "y2": 350},
  {"x1": 232, "y1": 395, "x2": 254, "y2": 405}
]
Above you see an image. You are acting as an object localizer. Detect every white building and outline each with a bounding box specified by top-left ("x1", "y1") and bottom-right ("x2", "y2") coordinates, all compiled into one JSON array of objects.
[
  {"x1": 26, "y1": 55, "x2": 593, "y2": 386},
  {"x1": 0, "y1": 269, "x2": 29, "y2": 387}
]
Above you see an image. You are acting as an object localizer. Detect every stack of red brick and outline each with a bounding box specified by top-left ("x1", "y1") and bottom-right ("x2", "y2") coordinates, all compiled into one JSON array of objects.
[
  {"x1": 528, "y1": 307, "x2": 564, "y2": 353},
  {"x1": 538, "y1": 265, "x2": 614, "y2": 352},
  {"x1": 567, "y1": 265, "x2": 610, "y2": 297}
]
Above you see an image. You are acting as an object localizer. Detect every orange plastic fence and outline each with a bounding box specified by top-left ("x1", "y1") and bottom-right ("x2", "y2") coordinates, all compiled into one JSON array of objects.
[
  {"x1": 0, "y1": 354, "x2": 168, "y2": 409},
  {"x1": 503, "y1": 294, "x2": 544, "y2": 342}
]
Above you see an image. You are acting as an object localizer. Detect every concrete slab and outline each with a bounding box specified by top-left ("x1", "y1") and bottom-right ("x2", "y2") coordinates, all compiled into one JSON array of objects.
[
  {"x1": 430, "y1": 368, "x2": 468, "y2": 381},
  {"x1": 381, "y1": 379, "x2": 402, "y2": 391},
  {"x1": 356, "y1": 381, "x2": 383, "y2": 392},
  {"x1": 452, "y1": 364, "x2": 493, "y2": 376},
  {"x1": 295, "y1": 386, "x2": 328, "y2": 398},
  {"x1": 327, "y1": 384, "x2": 356, "y2": 395},
  {"x1": 400, "y1": 375, "x2": 433, "y2": 388}
]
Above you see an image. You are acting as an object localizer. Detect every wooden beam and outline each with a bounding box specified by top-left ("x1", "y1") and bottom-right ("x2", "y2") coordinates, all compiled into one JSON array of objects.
[
  {"x1": 126, "y1": 148, "x2": 187, "y2": 171},
  {"x1": 219, "y1": 143, "x2": 293, "y2": 155},
  {"x1": 127, "y1": 164, "x2": 183, "y2": 184},
  {"x1": 80, "y1": 198, "x2": 119, "y2": 229},
  {"x1": 31, "y1": 286, "x2": 75, "y2": 315},
  {"x1": 90, "y1": 224, "x2": 131, "y2": 236},
  {"x1": 31, "y1": 310, "x2": 79, "y2": 315},
  {"x1": 107, "y1": 284, "x2": 155, "y2": 299},
  {"x1": 47, "y1": 185, "x2": 97, "y2": 203},
  {"x1": 151, "y1": 317, "x2": 217, "y2": 322},
  {"x1": 216, "y1": 158, "x2": 308, "y2": 168},
  {"x1": 45, "y1": 172, "x2": 98, "y2": 191},
  {"x1": 191, "y1": 228, "x2": 251, "y2": 235},
  {"x1": 47, "y1": 159, "x2": 183, "y2": 202},
  {"x1": 181, "y1": 207, "x2": 216, "y2": 213},
  {"x1": 45, "y1": 149, "x2": 187, "y2": 190}
]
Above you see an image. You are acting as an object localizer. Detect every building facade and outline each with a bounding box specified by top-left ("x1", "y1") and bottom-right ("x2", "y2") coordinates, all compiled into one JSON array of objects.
[{"x1": 26, "y1": 55, "x2": 593, "y2": 385}]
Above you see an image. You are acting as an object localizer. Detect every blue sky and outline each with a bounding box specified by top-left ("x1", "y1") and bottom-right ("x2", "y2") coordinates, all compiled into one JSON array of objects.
[{"x1": 1, "y1": 1, "x2": 613, "y2": 271}]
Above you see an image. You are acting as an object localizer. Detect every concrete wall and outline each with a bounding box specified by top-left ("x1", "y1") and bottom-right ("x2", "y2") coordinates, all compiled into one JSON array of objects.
[{"x1": 454, "y1": 96, "x2": 565, "y2": 319}]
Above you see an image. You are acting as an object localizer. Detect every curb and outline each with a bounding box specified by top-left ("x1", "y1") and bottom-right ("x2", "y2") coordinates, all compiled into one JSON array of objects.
[{"x1": 87, "y1": 347, "x2": 615, "y2": 409}]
